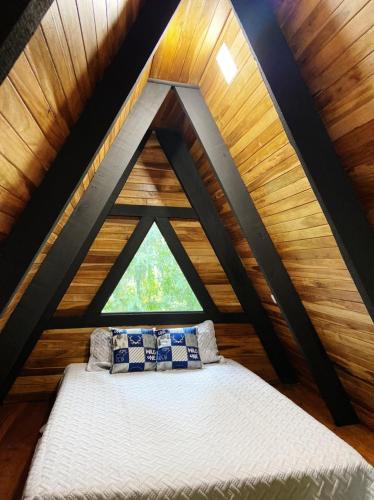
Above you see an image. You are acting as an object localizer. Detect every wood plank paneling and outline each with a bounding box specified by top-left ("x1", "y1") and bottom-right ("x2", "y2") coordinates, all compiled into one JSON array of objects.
[
  {"x1": 190, "y1": 8, "x2": 374, "y2": 428},
  {"x1": 150, "y1": 0, "x2": 231, "y2": 84},
  {"x1": 171, "y1": 219, "x2": 241, "y2": 312},
  {"x1": 0, "y1": 0, "x2": 144, "y2": 243},
  {"x1": 117, "y1": 134, "x2": 191, "y2": 207},
  {"x1": 0, "y1": 61, "x2": 152, "y2": 331},
  {"x1": 1, "y1": 0, "x2": 373, "y2": 431},
  {"x1": 56, "y1": 218, "x2": 139, "y2": 316},
  {"x1": 148, "y1": 0, "x2": 374, "y2": 428},
  {"x1": 7, "y1": 323, "x2": 275, "y2": 400},
  {"x1": 273, "y1": 0, "x2": 374, "y2": 226}
]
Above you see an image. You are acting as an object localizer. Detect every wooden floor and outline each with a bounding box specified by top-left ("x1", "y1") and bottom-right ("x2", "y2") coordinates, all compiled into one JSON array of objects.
[
  {"x1": 0, "y1": 384, "x2": 373, "y2": 499},
  {"x1": 275, "y1": 383, "x2": 374, "y2": 466},
  {"x1": 0, "y1": 401, "x2": 51, "y2": 500}
]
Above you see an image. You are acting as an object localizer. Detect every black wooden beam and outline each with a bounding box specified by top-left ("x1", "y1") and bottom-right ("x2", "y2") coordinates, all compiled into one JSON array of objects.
[
  {"x1": 231, "y1": 0, "x2": 374, "y2": 322},
  {"x1": 0, "y1": 0, "x2": 181, "y2": 316},
  {"x1": 84, "y1": 216, "x2": 155, "y2": 320},
  {"x1": 175, "y1": 86, "x2": 357, "y2": 425},
  {"x1": 0, "y1": 83, "x2": 171, "y2": 401},
  {"x1": 0, "y1": 1, "x2": 54, "y2": 84},
  {"x1": 156, "y1": 128, "x2": 295, "y2": 384},
  {"x1": 155, "y1": 218, "x2": 219, "y2": 317},
  {"x1": 110, "y1": 204, "x2": 197, "y2": 219},
  {"x1": 48, "y1": 312, "x2": 249, "y2": 329}
]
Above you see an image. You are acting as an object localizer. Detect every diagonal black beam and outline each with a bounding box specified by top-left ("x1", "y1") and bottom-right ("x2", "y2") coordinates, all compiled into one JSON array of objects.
[
  {"x1": 0, "y1": 83, "x2": 171, "y2": 401},
  {"x1": 85, "y1": 216, "x2": 155, "y2": 320},
  {"x1": 110, "y1": 204, "x2": 197, "y2": 219},
  {"x1": 0, "y1": 0, "x2": 54, "y2": 84},
  {"x1": 0, "y1": 0, "x2": 181, "y2": 317},
  {"x1": 231, "y1": 0, "x2": 374, "y2": 322},
  {"x1": 48, "y1": 312, "x2": 248, "y2": 329},
  {"x1": 175, "y1": 86, "x2": 357, "y2": 425},
  {"x1": 156, "y1": 128, "x2": 296, "y2": 384},
  {"x1": 155, "y1": 217, "x2": 219, "y2": 317}
]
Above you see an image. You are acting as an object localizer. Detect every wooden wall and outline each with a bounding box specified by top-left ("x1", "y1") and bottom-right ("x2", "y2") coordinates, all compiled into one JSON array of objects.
[
  {"x1": 8, "y1": 128, "x2": 250, "y2": 398},
  {"x1": 1, "y1": 0, "x2": 373, "y2": 429},
  {"x1": 6, "y1": 323, "x2": 277, "y2": 401},
  {"x1": 148, "y1": 1, "x2": 374, "y2": 428},
  {"x1": 0, "y1": 0, "x2": 151, "y2": 330},
  {"x1": 273, "y1": 0, "x2": 374, "y2": 226},
  {"x1": 56, "y1": 218, "x2": 139, "y2": 316},
  {"x1": 118, "y1": 134, "x2": 191, "y2": 207},
  {"x1": 0, "y1": 0, "x2": 144, "y2": 241},
  {"x1": 55, "y1": 134, "x2": 241, "y2": 316}
]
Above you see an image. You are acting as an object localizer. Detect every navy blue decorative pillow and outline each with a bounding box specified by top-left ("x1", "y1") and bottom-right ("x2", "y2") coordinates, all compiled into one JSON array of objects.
[
  {"x1": 111, "y1": 328, "x2": 156, "y2": 373},
  {"x1": 155, "y1": 327, "x2": 202, "y2": 371}
]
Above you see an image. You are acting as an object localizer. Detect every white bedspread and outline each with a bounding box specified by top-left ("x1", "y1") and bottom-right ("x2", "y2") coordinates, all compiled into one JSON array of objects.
[{"x1": 24, "y1": 360, "x2": 374, "y2": 499}]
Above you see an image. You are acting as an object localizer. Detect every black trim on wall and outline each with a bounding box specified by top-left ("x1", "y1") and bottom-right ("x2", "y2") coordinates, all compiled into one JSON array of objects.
[
  {"x1": 231, "y1": 0, "x2": 374, "y2": 322},
  {"x1": 0, "y1": 0, "x2": 54, "y2": 84},
  {"x1": 0, "y1": 83, "x2": 171, "y2": 401},
  {"x1": 48, "y1": 312, "x2": 249, "y2": 329},
  {"x1": 0, "y1": 0, "x2": 181, "y2": 317},
  {"x1": 175, "y1": 86, "x2": 358, "y2": 425},
  {"x1": 110, "y1": 204, "x2": 197, "y2": 219},
  {"x1": 156, "y1": 128, "x2": 296, "y2": 384}
]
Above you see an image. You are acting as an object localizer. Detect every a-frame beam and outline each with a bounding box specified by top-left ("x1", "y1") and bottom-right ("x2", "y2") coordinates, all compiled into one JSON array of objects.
[
  {"x1": 231, "y1": 0, "x2": 374, "y2": 322},
  {"x1": 0, "y1": 0, "x2": 181, "y2": 317},
  {"x1": 155, "y1": 218, "x2": 219, "y2": 317},
  {"x1": 175, "y1": 86, "x2": 357, "y2": 425},
  {"x1": 157, "y1": 128, "x2": 295, "y2": 384},
  {"x1": 0, "y1": 83, "x2": 171, "y2": 401},
  {"x1": 0, "y1": 1, "x2": 54, "y2": 84},
  {"x1": 84, "y1": 216, "x2": 156, "y2": 320}
]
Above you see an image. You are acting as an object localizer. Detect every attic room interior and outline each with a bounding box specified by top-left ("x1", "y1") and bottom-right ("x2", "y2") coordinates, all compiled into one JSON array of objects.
[{"x1": 0, "y1": 0, "x2": 373, "y2": 498}]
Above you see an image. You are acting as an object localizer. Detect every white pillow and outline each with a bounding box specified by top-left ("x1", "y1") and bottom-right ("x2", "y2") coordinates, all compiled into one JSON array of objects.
[
  {"x1": 195, "y1": 320, "x2": 221, "y2": 364},
  {"x1": 86, "y1": 328, "x2": 112, "y2": 371}
]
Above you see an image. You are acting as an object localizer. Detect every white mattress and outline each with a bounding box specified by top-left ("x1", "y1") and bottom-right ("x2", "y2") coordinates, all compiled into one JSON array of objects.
[{"x1": 24, "y1": 360, "x2": 374, "y2": 499}]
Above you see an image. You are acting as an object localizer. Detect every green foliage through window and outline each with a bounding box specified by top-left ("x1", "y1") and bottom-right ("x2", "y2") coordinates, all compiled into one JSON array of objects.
[{"x1": 103, "y1": 223, "x2": 202, "y2": 313}]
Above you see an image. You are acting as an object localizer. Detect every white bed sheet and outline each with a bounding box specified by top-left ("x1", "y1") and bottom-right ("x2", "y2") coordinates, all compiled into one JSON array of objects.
[{"x1": 24, "y1": 360, "x2": 374, "y2": 499}]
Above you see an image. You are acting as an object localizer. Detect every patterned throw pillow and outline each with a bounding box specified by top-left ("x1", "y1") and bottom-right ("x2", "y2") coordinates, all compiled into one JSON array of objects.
[
  {"x1": 111, "y1": 328, "x2": 157, "y2": 374},
  {"x1": 155, "y1": 327, "x2": 202, "y2": 371}
]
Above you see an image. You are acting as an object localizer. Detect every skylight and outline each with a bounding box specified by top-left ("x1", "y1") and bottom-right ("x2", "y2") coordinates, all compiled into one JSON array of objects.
[
  {"x1": 216, "y1": 43, "x2": 238, "y2": 84},
  {"x1": 103, "y1": 223, "x2": 202, "y2": 313}
]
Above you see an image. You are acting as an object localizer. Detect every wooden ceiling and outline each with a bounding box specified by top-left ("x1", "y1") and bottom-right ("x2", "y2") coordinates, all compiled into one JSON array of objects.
[{"x1": 0, "y1": 0, "x2": 373, "y2": 429}]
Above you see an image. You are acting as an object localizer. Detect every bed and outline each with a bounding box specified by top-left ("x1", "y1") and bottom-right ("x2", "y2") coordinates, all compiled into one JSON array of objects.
[{"x1": 24, "y1": 359, "x2": 374, "y2": 499}]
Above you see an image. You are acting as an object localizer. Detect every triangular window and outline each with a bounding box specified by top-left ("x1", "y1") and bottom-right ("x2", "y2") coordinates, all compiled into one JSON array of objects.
[{"x1": 102, "y1": 223, "x2": 202, "y2": 313}]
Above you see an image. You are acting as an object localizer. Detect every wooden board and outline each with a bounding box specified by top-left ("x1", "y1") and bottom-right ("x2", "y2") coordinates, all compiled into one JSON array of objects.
[
  {"x1": 0, "y1": 61, "x2": 152, "y2": 332},
  {"x1": 147, "y1": 1, "x2": 374, "y2": 429},
  {"x1": 0, "y1": 0, "x2": 144, "y2": 241},
  {"x1": 1, "y1": 0, "x2": 373, "y2": 429},
  {"x1": 56, "y1": 218, "x2": 139, "y2": 316},
  {"x1": 192, "y1": 9, "x2": 374, "y2": 428},
  {"x1": 273, "y1": 0, "x2": 374, "y2": 226},
  {"x1": 117, "y1": 134, "x2": 191, "y2": 207},
  {"x1": 7, "y1": 323, "x2": 275, "y2": 400}
]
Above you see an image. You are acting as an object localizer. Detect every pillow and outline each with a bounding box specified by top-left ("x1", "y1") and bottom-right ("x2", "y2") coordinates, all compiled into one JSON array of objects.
[
  {"x1": 156, "y1": 327, "x2": 202, "y2": 371},
  {"x1": 111, "y1": 328, "x2": 157, "y2": 374},
  {"x1": 195, "y1": 320, "x2": 221, "y2": 364},
  {"x1": 86, "y1": 328, "x2": 112, "y2": 372}
]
